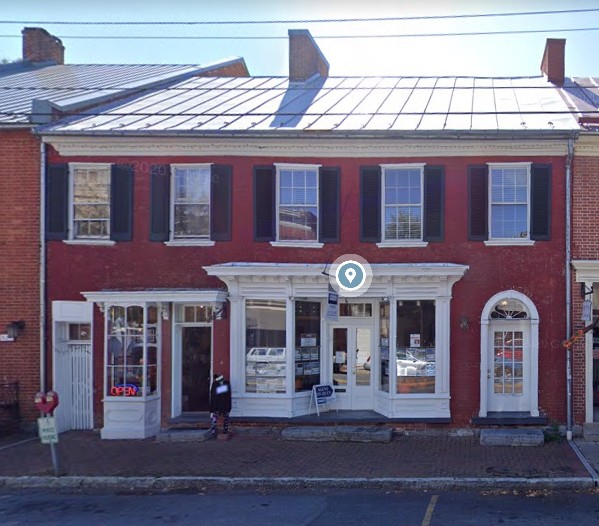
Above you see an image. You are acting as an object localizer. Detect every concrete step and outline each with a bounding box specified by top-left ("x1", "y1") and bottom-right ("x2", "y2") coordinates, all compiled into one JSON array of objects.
[
  {"x1": 157, "y1": 428, "x2": 212, "y2": 442},
  {"x1": 480, "y1": 428, "x2": 544, "y2": 446},
  {"x1": 281, "y1": 425, "x2": 393, "y2": 443},
  {"x1": 583, "y1": 423, "x2": 599, "y2": 442}
]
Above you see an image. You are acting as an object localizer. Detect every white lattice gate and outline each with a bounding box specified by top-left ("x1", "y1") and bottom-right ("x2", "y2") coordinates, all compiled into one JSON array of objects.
[
  {"x1": 53, "y1": 342, "x2": 93, "y2": 432},
  {"x1": 52, "y1": 301, "x2": 94, "y2": 433}
]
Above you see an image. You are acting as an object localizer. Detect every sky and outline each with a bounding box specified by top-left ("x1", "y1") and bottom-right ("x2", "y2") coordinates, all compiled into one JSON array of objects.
[{"x1": 1, "y1": 0, "x2": 598, "y2": 78}]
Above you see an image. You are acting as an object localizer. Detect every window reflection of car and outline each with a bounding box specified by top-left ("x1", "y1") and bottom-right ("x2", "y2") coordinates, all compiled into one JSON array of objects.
[{"x1": 246, "y1": 347, "x2": 286, "y2": 376}]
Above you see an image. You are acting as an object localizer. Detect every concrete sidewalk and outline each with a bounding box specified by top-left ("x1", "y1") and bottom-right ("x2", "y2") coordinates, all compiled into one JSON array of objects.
[{"x1": 1, "y1": 430, "x2": 598, "y2": 492}]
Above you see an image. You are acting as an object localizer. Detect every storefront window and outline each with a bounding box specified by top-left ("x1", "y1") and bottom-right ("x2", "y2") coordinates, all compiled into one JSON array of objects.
[
  {"x1": 294, "y1": 301, "x2": 321, "y2": 392},
  {"x1": 245, "y1": 299, "x2": 286, "y2": 394},
  {"x1": 379, "y1": 301, "x2": 390, "y2": 392},
  {"x1": 106, "y1": 304, "x2": 159, "y2": 398},
  {"x1": 396, "y1": 300, "x2": 436, "y2": 394}
]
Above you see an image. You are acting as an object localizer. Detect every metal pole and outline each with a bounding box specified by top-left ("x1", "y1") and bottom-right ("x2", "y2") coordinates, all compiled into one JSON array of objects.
[{"x1": 49, "y1": 442, "x2": 60, "y2": 477}]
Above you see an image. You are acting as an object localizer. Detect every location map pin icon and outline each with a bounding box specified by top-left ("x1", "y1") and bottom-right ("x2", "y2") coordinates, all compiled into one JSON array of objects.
[{"x1": 345, "y1": 268, "x2": 357, "y2": 283}]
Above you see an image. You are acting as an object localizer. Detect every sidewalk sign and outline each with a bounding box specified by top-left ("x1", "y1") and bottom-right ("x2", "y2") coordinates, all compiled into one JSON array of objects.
[{"x1": 309, "y1": 384, "x2": 337, "y2": 416}]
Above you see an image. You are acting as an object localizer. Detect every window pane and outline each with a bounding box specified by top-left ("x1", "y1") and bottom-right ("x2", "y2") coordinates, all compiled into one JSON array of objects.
[
  {"x1": 279, "y1": 206, "x2": 317, "y2": 241},
  {"x1": 396, "y1": 300, "x2": 435, "y2": 394},
  {"x1": 174, "y1": 204, "x2": 209, "y2": 237},
  {"x1": 245, "y1": 300, "x2": 286, "y2": 394},
  {"x1": 173, "y1": 167, "x2": 210, "y2": 238},
  {"x1": 490, "y1": 166, "x2": 529, "y2": 239},
  {"x1": 295, "y1": 301, "x2": 321, "y2": 393},
  {"x1": 379, "y1": 302, "x2": 390, "y2": 393},
  {"x1": 73, "y1": 166, "x2": 110, "y2": 239}
]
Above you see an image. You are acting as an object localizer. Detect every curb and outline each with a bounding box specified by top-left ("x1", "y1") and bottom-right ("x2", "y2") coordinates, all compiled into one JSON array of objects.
[{"x1": 0, "y1": 475, "x2": 595, "y2": 493}]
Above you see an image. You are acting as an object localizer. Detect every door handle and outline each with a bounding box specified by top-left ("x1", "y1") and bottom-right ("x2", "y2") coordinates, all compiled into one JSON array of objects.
[{"x1": 487, "y1": 368, "x2": 491, "y2": 379}]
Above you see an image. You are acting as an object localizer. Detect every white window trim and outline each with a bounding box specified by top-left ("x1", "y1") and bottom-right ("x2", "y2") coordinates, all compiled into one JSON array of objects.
[
  {"x1": 487, "y1": 162, "x2": 532, "y2": 244},
  {"x1": 380, "y1": 163, "x2": 426, "y2": 244},
  {"x1": 165, "y1": 240, "x2": 216, "y2": 247},
  {"x1": 68, "y1": 162, "x2": 112, "y2": 244},
  {"x1": 275, "y1": 163, "x2": 321, "y2": 245},
  {"x1": 170, "y1": 163, "x2": 212, "y2": 242}
]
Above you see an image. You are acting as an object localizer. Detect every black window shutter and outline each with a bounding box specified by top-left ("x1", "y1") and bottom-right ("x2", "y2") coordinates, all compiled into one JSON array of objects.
[
  {"x1": 211, "y1": 164, "x2": 232, "y2": 241},
  {"x1": 468, "y1": 165, "x2": 488, "y2": 241},
  {"x1": 150, "y1": 164, "x2": 170, "y2": 242},
  {"x1": 423, "y1": 166, "x2": 445, "y2": 242},
  {"x1": 46, "y1": 163, "x2": 69, "y2": 240},
  {"x1": 110, "y1": 164, "x2": 134, "y2": 241},
  {"x1": 530, "y1": 163, "x2": 552, "y2": 241},
  {"x1": 253, "y1": 165, "x2": 275, "y2": 241},
  {"x1": 319, "y1": 167, "x2": 340, "y2": 243},
  {"x1": 360, "y1": 166, "x2": 381, "y2": 242}
]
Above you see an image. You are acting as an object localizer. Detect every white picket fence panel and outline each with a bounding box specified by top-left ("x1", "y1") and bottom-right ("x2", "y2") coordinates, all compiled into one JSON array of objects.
[{"x1": 53, "y1": 343, "x2": 93, "y2": 432}]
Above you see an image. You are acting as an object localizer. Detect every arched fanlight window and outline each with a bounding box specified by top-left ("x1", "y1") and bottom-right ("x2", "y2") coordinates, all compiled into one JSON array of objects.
[{"x1": 489, "y1": 298, "x2": 529, "y2": 319}]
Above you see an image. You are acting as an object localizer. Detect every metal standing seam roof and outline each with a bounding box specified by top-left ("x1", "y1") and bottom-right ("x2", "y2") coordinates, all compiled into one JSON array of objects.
[
  {"x1": 0, "y1": 61, "x2": 243, "y2": 125},
  {"x1": 557, "y1": 77, "x2": 599, "y2": 128},
  {"x1": 39, "y1": 74, "x2": 580, "y2": 136}
]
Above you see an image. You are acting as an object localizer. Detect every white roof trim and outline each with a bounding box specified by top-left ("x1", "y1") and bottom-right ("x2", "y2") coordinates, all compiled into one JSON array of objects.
[{"x1": 572, "y1": 260, "x2": 599, "y2": 281}]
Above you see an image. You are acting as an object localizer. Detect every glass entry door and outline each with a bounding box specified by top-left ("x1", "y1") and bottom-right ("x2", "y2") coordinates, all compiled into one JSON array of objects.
[
  {"x1": 332, "y1": 324, "x2": 373, "y2": 409},
  {"x1": 182, "y1": 326, "x2": 212, "y2": 411}
]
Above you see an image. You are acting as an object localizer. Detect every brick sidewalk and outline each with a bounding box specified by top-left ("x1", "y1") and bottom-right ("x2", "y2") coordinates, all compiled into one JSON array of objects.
[{"x1": 0, "y1": 431, "x2": 589, "y2": 479}]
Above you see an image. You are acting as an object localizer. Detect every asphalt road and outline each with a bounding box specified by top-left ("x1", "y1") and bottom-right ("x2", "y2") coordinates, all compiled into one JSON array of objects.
[{"x1": 1, "y1": 489, "x2": 599, "y2": 525}]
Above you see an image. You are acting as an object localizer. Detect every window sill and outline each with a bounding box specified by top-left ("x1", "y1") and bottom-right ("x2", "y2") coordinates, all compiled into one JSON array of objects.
[
  {"x1": 63, "y1": 239, "x2": 115, "y2": 246},
  {"x1": 484, "y1": 239, "x2": 535, "y2": 247},
  {"x1": 165, "y1": 240, "x2": 216, "y2": 247},
  {"x1": 376, "y1": 241, "x2": 428, "y2": 248},
  {"x1": 270, "y1": 241, "x2": 324, "y2": 249}
]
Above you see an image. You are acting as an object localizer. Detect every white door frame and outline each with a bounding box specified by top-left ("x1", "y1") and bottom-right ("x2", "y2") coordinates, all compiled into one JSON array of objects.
[
  {"x1": 329, "y1": 319, "x2": 375, "y2": 410},
  {"x1": 479, "y1": 290, "x2": 539, "y2": 417}
]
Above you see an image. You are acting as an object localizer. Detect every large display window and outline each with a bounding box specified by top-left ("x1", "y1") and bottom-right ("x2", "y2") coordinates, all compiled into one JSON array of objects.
[
  {"x1": 106, "y1": 304, "x2": 159, "y2": 398},
  {"x1": 294, "y1": 301, "x2": 321, "y2": 392},
  {"x1": 245, "y1": 299, "x2": 287, "y2": 394},
  {"x1": 396, "y1": 300, "x2": 436, "y2": 394}
]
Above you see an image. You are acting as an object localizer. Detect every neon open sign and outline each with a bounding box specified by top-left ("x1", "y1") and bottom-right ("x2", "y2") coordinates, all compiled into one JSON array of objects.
[{"x1": 111, "y1": 383, "x2": 139, "y2": 397}]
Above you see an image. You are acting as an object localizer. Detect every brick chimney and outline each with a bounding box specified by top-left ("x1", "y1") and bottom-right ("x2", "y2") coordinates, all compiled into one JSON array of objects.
[
  {"x1": 540, "y1": 38, "x2": 565, "y2": 85},
  {"x1": 289, "y1": 29, "x2": 329, "y2": 82},
  {"x1": 22, "y1": 27, "x2": 64, "y2": 65}
]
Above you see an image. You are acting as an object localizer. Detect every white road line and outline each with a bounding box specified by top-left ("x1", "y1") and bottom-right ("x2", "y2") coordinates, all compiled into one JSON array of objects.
[{"x1": 421, "y1": 494, "x2": 439, "y2": 526}]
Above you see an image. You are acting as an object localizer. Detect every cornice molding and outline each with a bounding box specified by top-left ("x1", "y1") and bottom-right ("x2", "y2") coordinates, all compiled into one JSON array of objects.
[
  {"x1": 572, "y1": 260, "x2": 599, "y2": 281},
  {"x1": 574, "y1": 135, "x2": 599, "y2": 157},
  {"x1": 43, "y1": 136, "x2": 570, "y2": 158}
]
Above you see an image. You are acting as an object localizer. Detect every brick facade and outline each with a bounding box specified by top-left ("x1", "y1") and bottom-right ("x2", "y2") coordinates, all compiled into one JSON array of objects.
[
  {"x1": 0, "y1": 129, "x2": 41, "y2": 423},
  {"x1": 571, "y1": 152, "x2": 599, "y2": 424},
  {"x1": 45, "y1": 148, "x2": 568, "y2": 428}
]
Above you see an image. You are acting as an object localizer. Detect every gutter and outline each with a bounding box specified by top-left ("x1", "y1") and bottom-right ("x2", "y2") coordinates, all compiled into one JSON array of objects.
[{"x1": 40, "y1": 141, "x2": 47, "y2": 392}]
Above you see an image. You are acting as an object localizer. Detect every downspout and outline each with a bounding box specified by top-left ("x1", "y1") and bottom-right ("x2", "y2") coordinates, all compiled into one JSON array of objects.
[
  {"x1": 566, "y1": 136, "x2": 574, "y2": 440},
  {"x1": 40, "y1": 140, "x2": 47, "y2": 392}
]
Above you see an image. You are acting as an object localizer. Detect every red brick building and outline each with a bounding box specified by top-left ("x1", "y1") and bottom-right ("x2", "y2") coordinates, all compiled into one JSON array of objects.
[
  {"x1": 0, "y1": 27, "x2": 247, "y2": 433},
  {"x1": 39, "y1": 31, "x2": 578, "y2": 438},
  {"x1": 547, "y1": 39, "x2": 599, "y2": 438}
]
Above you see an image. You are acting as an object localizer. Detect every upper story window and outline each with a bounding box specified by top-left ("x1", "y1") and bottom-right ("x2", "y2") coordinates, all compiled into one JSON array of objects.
[
  {"x1": 46, "y1": 162, "x2": 133, "y2": 244},
  {"x1": 171, "y1": 164, "x2": 211, "y2": 239},
  {"x1": 254, "y1": 164, "x2": 340, "y2": 247},
  {"x1": 277, "y1": 164, "x2": 319, "y2": 242},
  {"x1": 382, "y1": 164, "x2": 424, "y2": 242},
  {"x1": 489, "y1": 164, "x2": 530, "y2": 240},
  {"x1": 149, "y1": 163, "x2": 232, "y2": 245},
  {"x1": 468, "y1": 163, "x2": 552, "y2": 245},
  {"x1": 360, "y1": 164, "x2": 444, "y2": 245},
  {"x1": 71, "y1": 164, "x2": 111, "y2": 240}
]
